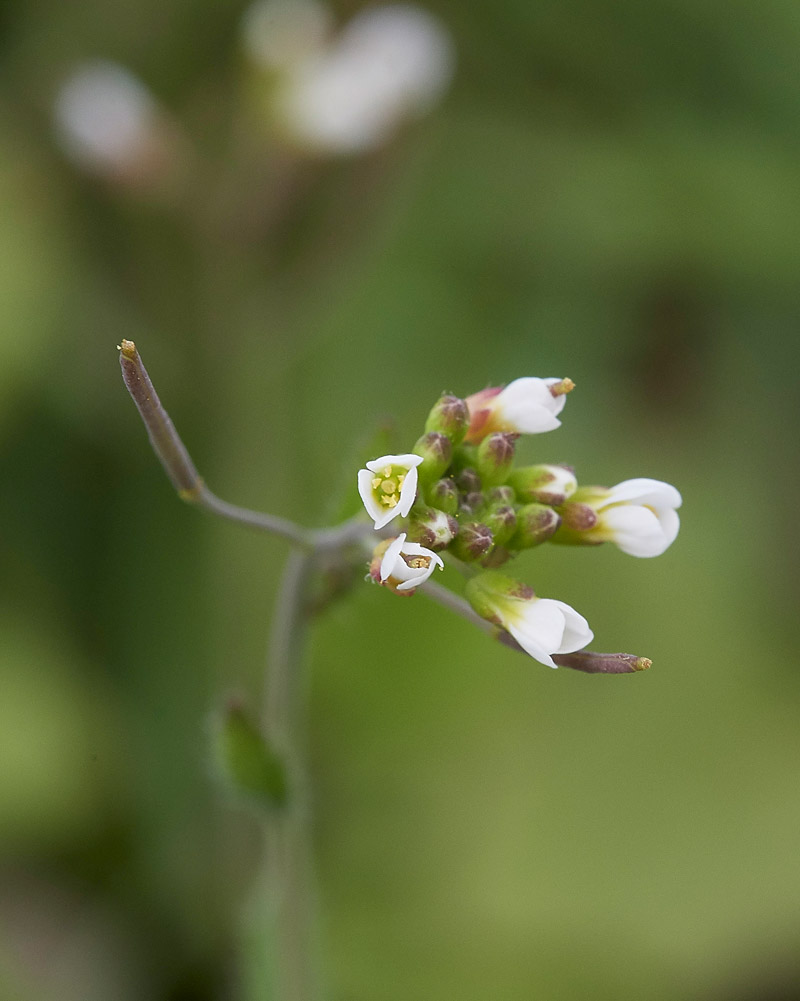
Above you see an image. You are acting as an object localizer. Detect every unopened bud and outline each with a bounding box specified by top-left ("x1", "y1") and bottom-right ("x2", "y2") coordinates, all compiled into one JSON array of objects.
[
  {"x1": 508, "y1": 464, "x2": 577, "y2": 506},
  {"x1": 552, "y1": 651, "x2": 651, "y2": 674},
  {"x1": 480, "y1": 545, "x2": 513, "y2": 569},
  {"x1": 426, "y1": 477, "x2": 458, "y2": 515},
  {"x1": 424, "y1": 394, "x2": 470, "y2": 444},
  {"x1": 556, "y1": 501, "x2": 600, "y2": 533},
  {"x1": 412, "y1": 431, "x2": 452, "y2": 486},
  {"x1": 486, "y1": 485, "x2": 515, "y2": 506},
  {"x1": 458, "y1": 491, "x2": 484, "y2": 516},
  {"x1": 475, "y1": 432, "x2": 517, "y2": 487},
  {"x1": 455, "y1": 467, "x2": 482, "y2": 493},
  {"x1": 511, "y1": 503, "x2": 561, "y2": 548},
  {"x1": 548, "y1": 377, "x2": 575, "y2": 397},
  {"x1": 482, "y1": 504, "x2": 517, "y2": 546},
  {"x1": 450, "y1": 521, "x2": 493, "y2": 561},
  {"x1": 406, "y1": 506, "x2": 458, "y2": 550}
]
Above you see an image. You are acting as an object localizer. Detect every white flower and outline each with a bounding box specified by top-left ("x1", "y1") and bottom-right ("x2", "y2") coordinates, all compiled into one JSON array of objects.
[
  {"x1": 379, "y1": 533, "x2": 443, "y2": 592},
  {"x1": 241, "y1": 0, "x2": 333, "y2": 73},
  {"x1": 464, "y1": 377, "x2": 573, "y2": 443},
  {"x1": 273, "y1": 4, "x2": 454, "y2": 154},
  {"x1": 54, "y1": 61, "x2": 158, "y2": 174},
  {"x1": 466, "y1": 573, "x2": 593, "y2": 669},
  {"x1": 357, "y1": 453, "x2": 423, "y2": 530},
  {"x1": 592, "y1": 478, "x2": 682, "y2": 558}
]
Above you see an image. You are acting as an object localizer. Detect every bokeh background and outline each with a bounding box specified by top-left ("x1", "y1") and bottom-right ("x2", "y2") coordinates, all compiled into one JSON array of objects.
[{"x1": 2, "y1": 1, "x2": 800, "y2": 998}]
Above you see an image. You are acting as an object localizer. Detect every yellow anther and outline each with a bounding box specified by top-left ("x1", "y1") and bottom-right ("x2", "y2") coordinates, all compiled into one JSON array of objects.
[
  {"x1": 397, "y1": 474, "x2": 405, "y2": 488},
  {"x1": 372, "y1": 477, "x2": 382, "y2": 489},
  {"x1": 383, "y1": 494, "x2": 398, "y2": 508},
  {"x1": 406, "y1": 556, "x2": 431, "y2": 569},
  {"x1": 383, "y1": 466, "x2": 392, "y2": 478},
  {"x1": 380, "y1": 478, "x2": 397, "y2": 494}
]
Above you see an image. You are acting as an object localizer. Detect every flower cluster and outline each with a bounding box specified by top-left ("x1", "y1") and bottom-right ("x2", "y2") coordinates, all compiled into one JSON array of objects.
[{"x1": 356, "y1": 377, "x2": 682, "y2": 669}]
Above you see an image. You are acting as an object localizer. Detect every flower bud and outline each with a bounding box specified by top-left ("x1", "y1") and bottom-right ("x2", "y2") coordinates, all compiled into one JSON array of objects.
[
  {"x1": 464, "y1": 377, "x2": 573, "y2": 443},
  {"x1": 450, "y1": 521, "x2": 493, "y2": 562},
  {"x1": 511, "y1": 503, "x2": 561, "y2": 548},
  {"x1": 412, "y1": 431, "x2": 452, "y2": 486},
  {"x1": 455, "y1": 467, "x2": 482, "y2": 493},
  {"x1": 426, "y1": 477, "x2": 458, "y2": 515},
  {"x1": 406, "y1": 505, "x2": 458, "y2": 551},
  {"x1": 481, "y1": 504, "x2": 517, "y2": 547},
  {"x1": 486, "y1": 485, "x2": 515, "y2": 506},
  {"x1": 480, "y1": 545, "x2": 512, "y2": 569},
  {"x1": 424, "y1": 394, "x2": 469, "y2": 444},
  {"x1": 508, "y1": 464, "x2": 577, "y2": 506},
  {"x1": 465, "y1": 571, "x2": 593, "y2": 669},
  {"x1": 458, "y1": 491, "x2": 485, "y2": 516},
  {"x1": 475, "y1": 432, "x2": 517, "y2": 487}
]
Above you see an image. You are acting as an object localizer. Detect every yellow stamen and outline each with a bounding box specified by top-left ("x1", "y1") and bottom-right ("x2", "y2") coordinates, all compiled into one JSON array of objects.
[
  {"x1": 397, "y1": 474, "x2": 405, "y2": 488},
  {"x1": 406, "y1": 556, "x2": 431, "y2": 569},
  {"x1": 382, "y1": 494, "x2": 398, "y2": 508},
  {"x1": 372, "y1": 477, "x2": 382, "y2": 489},
  {"x1": 549, "y1": 377, "x2": 575, "y2": 397},
  {"x1": 383, "y1": 466, "x2": 392, "y2": 478}
]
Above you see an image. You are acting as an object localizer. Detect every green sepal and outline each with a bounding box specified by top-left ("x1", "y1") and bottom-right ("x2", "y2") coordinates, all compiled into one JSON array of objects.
[{"x1": 213, "y1": 700, "x2": 288, "y2": 809}]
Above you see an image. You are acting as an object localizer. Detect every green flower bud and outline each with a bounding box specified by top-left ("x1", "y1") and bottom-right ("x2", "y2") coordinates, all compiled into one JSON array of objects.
[
  {"x1": 508, "y1": 464, "x2": 577, "y2": 506},
  {"x1": 426, "y1": 477, "x2": 459, "y2": 515},
  {"x1": 511, "y1": 503, "x2": 561, "y2": 548},
  {"x1": 458, "y1": 491, "x2": 485, "y2": 516},
  {"x1": 406, "y1": 505, "x2": 458, "y2": 550},
  {"x1": 480, "y1": 544, "x2": 513, "y2": 569},
  {"x1": 487, "y1": 485, "x2": 516, "y2": 506},
  {"x1": 424, "y1": 394, "x2": 470, "y2": 444},
  {"x1": 450, "y1": 521, "x2": 494, "y2": 561},
  {"x1": 412, "y1": 432, "x2": 452, "y2": 486},
  {"x1": 455, "y1": 467, "x2": 482, "y2": 493},
  {"x1": 550, "y1": 501, "x2": 601, "y2": 546},
  {"x1": 475, "y1": 432, "x2": 517, "y2": 487},
  {"x1": 481, "y1": 503, "x2": 517, "y2": 547}
]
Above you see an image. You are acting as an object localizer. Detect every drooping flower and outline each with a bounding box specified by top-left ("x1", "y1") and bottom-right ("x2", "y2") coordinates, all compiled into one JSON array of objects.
[
  {"x1": 464, "y1": 377, "x2": 574, "y2": 443},
  {"x1": 357, "y1": 453, "x2": 423, "y2": 529},
  {"x1": 560, "y1": 478, "x2": 681, "y2": 557},
  {"x1": 466, "y1": 572, "x2": 593, "y2": 668},
  {"x1": 374, "y1": 533, "x2": 444, "y2": 592}
]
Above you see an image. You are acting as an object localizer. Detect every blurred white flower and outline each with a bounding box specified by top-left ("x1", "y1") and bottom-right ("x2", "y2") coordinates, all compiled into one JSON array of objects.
[
  {"x1": 263, "y1": 3, "x2": 454, "y2": 154},
  {"x1": 54, "y1": 61, "x2": 159, "y2": 176},
  {"x1": 241, "y1": 0, "x2": 333, "y2": 73},
  {"x1": 379, "y1": 532, "x2": 443, "y2": 592}
]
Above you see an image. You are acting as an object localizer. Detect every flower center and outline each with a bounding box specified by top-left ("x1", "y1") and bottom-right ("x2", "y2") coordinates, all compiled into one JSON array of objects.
[
  {"x1": 371, "y1": 466, "x2": 406, "y2": 508},
  {"x1": 404, "y1": 555, "x2": 431, "y2": 570}
]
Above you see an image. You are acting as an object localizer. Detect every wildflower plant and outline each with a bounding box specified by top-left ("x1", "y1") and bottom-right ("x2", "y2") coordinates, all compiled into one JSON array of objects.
[{"x1": 118, "y1": 343, "x2": 680, "y2": 996}]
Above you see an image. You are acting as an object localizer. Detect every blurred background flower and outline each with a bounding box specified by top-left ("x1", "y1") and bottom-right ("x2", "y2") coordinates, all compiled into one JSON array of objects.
[{"x1": 2, "y1": 0, "x2": 800, "y2": 999}]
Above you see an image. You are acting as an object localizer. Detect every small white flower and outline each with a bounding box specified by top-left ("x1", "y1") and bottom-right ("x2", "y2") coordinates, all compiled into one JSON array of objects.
[
  {"x1": 54, "y1": 61, "x2": 158, "y2": 174},
  {"x1": 465, "y1": 377, "x2": 573, "y2": 442},
  {"x1": 379, "y1": 533, "x2": 443, "y2": 592},
  {"x1": 592, "y1": 478, "x2": 682, "y2": 558},
  {"x1": 466, "y1": 573, "x2": 593, "y2": 669},
  {"x1": 273, "y1": 4, "x2": 454, "y2": 154},
  {"x1": 357, "y1": 453, "x2": 423, "y2": 530}
]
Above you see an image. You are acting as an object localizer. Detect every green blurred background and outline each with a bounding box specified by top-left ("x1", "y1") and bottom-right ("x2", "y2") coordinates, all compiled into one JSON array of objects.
[{"x1": 2, "y1": 1, "x2": 800, "y2": 998}]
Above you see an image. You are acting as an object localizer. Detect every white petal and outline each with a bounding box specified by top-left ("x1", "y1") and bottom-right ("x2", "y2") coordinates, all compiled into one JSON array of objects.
[
  {"x1": 365, "y1": 453, "x2": 423, "y2": 473},
  {"x1": 397, "y1": 465, "x2": 419, "y2": 517},
  {"x1": 602, "y1": 504, "x2": 670, "y2": 558},
  {"x1": 547, "y1": 599, "x2": 594, "y2": 653},
  {"x1": 357, "y1": 467, "x2": 385, "y2": 525},
  {"x1": 496, "y1": 377, "x2": 563, "y2": 433},
  {"x1": 506, "y1": 621, "x2": 558, "y2": 668},
  {"x1": 379, "y1": 534, "x2": 406, "y2": 581},
  {"x1": 605, "y1": 478, "x2": 682, "y2": 512}
]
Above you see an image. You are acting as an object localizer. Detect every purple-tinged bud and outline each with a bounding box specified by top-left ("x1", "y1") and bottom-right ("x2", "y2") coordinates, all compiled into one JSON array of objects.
[
  {"x1": 552, "y1": 651, "x2": 652, "y2": 674},
  {"x1": 480, "y1": 545, "x2": 512, "y2": 569},
  {"x1": 455, "y1": 467, "x2": 482, "y2": 493},
  {"x1": 508, "y1": 464, "x2": 577, "y2": 506},
  {"x1": 412, "y1": 432, "x2": 452, "y2": 486},
  {"x1": 450, "y1": 521, "x2": 494, "y2": 562},
  {"x1": 426, "y1": 477, "x2": 458, "y2": 515},
  {"x1": 424, "y1": 394, "x2": 470, "y2": 445},
  {"x1": 511, "y1": 503, "x2": 561, "y2": 548},
  {"x1": 475, "y1": 432, "x2": 517, "y2": 487},
  {"x1": 482, "y1": 504, "x2": 517, "y2": 546},
  {"x1": 406, "y1": 506, "x2": 458, "y2": 551},
  {"x1": 458, "y1": 490, "x2": 485, "y2": 517},
  {"x1": 550, "y1": 501, "x2": 603, "y2": 547},
  {"x1": 487, "y1": 485, "x2": 515, "y2": 506}
]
